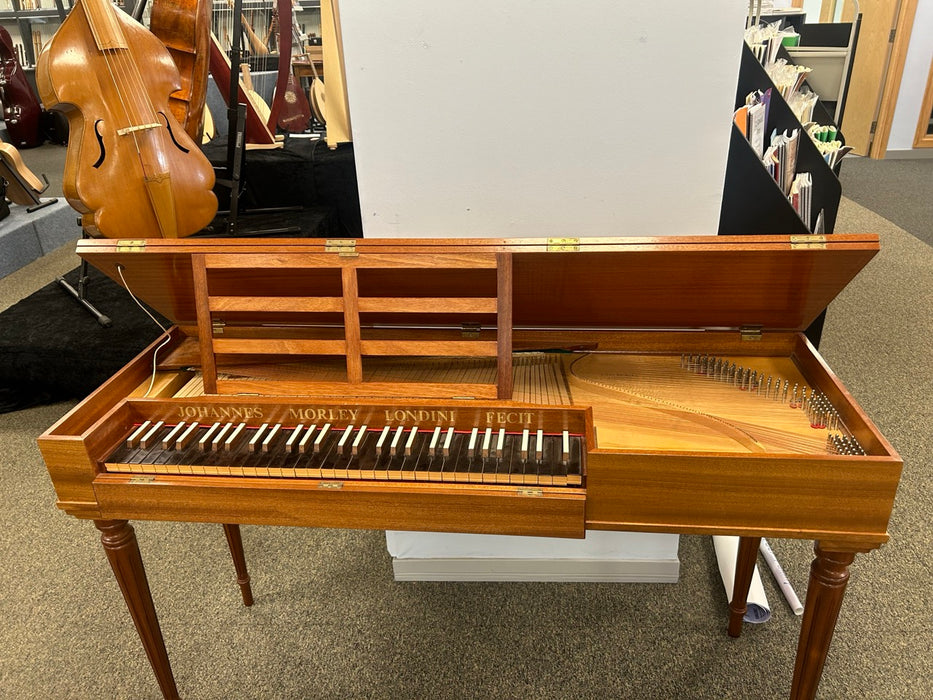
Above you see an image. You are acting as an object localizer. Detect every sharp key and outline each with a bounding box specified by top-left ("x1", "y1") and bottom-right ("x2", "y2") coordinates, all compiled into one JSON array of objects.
[
  {"x1": 429, "y1": 427, "x2": 442, "y2": 456},
  {"x1": 404, "y1": 426, "x2": 418, "y2": 456},
  {"x1": 212, "y1": 423, "x2": 234, "y2": 452},
  {"x1": 375, "y1": 426, "x2": 391, "y2": 454},
  {"x1": 313, "y1": 423, "x2": 332, "y2": 454},
  {"x1": 176, "y1": 422, "x2": 200, "y2": 450},
  {"x1": 496, "y1": 428, "x2": 506, "y2": 459},
  {"x1": 443, "y1": 427, "x2": 455, "y2": 457},
  {"x1": 126, "y1": 420, "x2": 152, "y2": 449},
  {"x1": 535, "y1": 429, "x2": 544, "y2": 461},
  {"x1": 139, "y1": 421, "x2": 165, "y2": 450},
  {"x1": 468, "y1": 427, "x2": 479, "y2": 457},
  {"x1": 337, "y1": 425, "x2": 355, "y2": 454},
  {"x1": 161, "y1": 422, "x2": 187, "y2": 450},
  {"x1": 198, "y1": 422, "x2": 222, "y2": 451},
  {"x1": 561, "y1": 430, "x2": 570, "y2": 465},
  {"x1": 352, "y1": 425, "x2": 368, "y2": 456},
  {"x1": 262, "y1": 423, "x2": 283, "y2": 453},
  {"x1": 285, "y1": 424, "x2": 305, "y2": 453},
  {"x1": 520, "y1": 429, "x2": 529, "y2": 461},
  {"x1": 224, "y1": 423, "x2": 248, "y2": 451},
  {"x1": 298, "y1": 424, "x2": 317, "y2": 454},
  {"x1": 390, "y1": 426, "x2": 405, "y2": 456},
  {"x1": 249, "y1": 423, "x2": 269, "y2": 453},
  {"x1": 482, "y1": 427, "x2": 492, "y2": 458}
]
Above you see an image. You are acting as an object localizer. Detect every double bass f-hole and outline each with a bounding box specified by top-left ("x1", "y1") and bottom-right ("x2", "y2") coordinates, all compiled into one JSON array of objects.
[
  {"x1": 157, "y1": 112, "x2": 190, "y2": 153},
  {"x1": 92, "y1": 120, "x2": 106, "y2": 168}
]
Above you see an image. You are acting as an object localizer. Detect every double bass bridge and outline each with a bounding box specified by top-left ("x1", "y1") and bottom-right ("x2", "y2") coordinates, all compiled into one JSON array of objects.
[{"x1": 116, "y1": 122, "x2": 162, "y2": 136}]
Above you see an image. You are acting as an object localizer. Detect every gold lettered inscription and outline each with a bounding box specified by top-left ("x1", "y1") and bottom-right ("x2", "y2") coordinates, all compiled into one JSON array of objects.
[
  {"x1": 485, "y1": 411, "x2": 535, "y2": 427},
  {"x1": 383, "y1": 409, "x2": 457, "y2": 425},
  {"x1": 176, "y1": 405, "x2": 265, "y2": 421},
  {"x1": 288, "y1": 407, "x2": 361, "y2": 423}
]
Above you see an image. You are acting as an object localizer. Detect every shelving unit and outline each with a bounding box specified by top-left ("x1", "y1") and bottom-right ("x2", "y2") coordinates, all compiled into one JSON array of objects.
[
  {"x1": 719, "y1": 40, "x2": 847, "y2": 346},
  {"x1": 719, "y1": 41, "x2": 843, "y2": 237},
  {"x1": 0, "y1": 0, "x2": 70, "y2": 68}
]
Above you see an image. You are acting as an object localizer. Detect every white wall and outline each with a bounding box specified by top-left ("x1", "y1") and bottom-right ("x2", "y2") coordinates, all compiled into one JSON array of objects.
[
  {"x1": 338, "y1": 1, "x2": 749, "y2": 238},
  {"x1": 888, "y1": 0, "x2": 933, "y2": 151},
  {"x1": 335, "y1": 1, "x2": 749, "y2": 577}
]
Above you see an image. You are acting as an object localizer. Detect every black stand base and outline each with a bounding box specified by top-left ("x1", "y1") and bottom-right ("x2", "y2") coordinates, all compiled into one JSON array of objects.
[{"x1": 58, "y1": 256, "x2": 112, "y2": 328}]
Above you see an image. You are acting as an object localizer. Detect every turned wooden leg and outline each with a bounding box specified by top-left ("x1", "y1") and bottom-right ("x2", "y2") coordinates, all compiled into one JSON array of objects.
[
  {"x1": 728, "y1": 536, "x2": 762, "y2": 637},
  {"x1": 95, "y1": 519, "x2": 179, "y2": 700},
  {"x1": 790, "y1": 543, "x2": 856, "y2": 700},
  {"x1": 222, "y1": 524, "x2": 254, "y2": 606}
]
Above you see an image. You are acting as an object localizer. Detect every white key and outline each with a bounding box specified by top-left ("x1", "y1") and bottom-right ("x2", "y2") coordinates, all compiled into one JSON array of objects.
[
  {"x1": 198, "y1": 422, "x2": 221, "y2": 451},
  {"x1": 535, "y1": 429, "x2": 544, "y2": 461},
  {"x1": 429, "y1": 427, "x2": 442, "y2": 455},
  {"x1": 352, "y1": 425, "x2": 368, "y2": 456},
  {"x1": 404, "y1": 426, "x2": 418, "y2": 456},
  {"x1": 376, "y1": 426, "x2": 391, "y2": 453},
  {"x1": 298, "y1": 424, "x2": 317, "y2": 454},
  {"x1": 496, "y1": 428, "x2": 506, "y2": 459},
  {"x1": 390, "y1": 426, "x2": 405, "y2": 456},
  {"x1": 337, "y1": 425, "x2": 355, "y2": 452},
  {"x1": 562, "y1": 430, "x2": 570, "y2": 465},
  {"x1": 211, "y1": 423, "x2": 234, "y2": 451},
  {"x1": 176, "y1": 422, "x2": 200, "y2": 450},
  {"x1": 161, "y1": 422, "x2": 187, "y2": 450},
  {"x1": 482, "y1": 427, "x2": 492, "y2": 458},
  {"x1": 443, "y1": 427, "x2": 455, "y2": 457},
  {"x1": 520, "y1": 429, "x2": 529, "y2": 461},
  {"x1": 468, "y1": 428, "x2": 479, "y2": 456},
  {"x1": 262, "y1": 424, "x2": 282, "y2": 453},
  {"x1": 249, "y1": 423, "x2": 269, "y2": 453},
  {"x1": 225, "y1": 423, "x2": 248, "y2": 451},
  {"x1": 126, "y1": 420, "x2": 151, "y2": 449},
  {"x1": 139, "y1": 421, "x2": 164, "y2": 450},
  {"x1": 313, "y1": 423, "x2": 331, "y2": 454},
  {"x1": 285, "y1": 424, "x2": 305, "y2": 453}
]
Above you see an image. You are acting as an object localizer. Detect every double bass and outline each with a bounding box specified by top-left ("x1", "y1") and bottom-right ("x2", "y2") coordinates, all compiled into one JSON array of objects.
[
  {"x1": 36, "y1": 0, "x2": 217, "y2": 239},
  {"x1": 0, "y1": 26, "x2": 43, "y2": 149}
]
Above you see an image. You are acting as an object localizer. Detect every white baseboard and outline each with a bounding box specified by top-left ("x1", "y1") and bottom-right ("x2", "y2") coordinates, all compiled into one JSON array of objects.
[{"x1": 391, "y1": 557, "x2": 680, "y2": 583}]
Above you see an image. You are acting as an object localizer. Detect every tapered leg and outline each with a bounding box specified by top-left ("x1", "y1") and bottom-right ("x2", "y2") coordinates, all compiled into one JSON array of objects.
[
  {"x1": 95, "y1": 519, "x2": 179, "y2": 700},
  {"x1": 222, "y1": 524, "x2": 254, "y2": 606},
  {"x1": 728, "y1": 535, "x2": 762, "y2": 637},
  {"x1": 790, "y1": 543, "x2": 856, "y2": 700}
]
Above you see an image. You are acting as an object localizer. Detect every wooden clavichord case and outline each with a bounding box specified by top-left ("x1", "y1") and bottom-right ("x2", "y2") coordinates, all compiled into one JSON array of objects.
[{"x1": 39, "y1": 234, "x2": 901, "y2": 551}]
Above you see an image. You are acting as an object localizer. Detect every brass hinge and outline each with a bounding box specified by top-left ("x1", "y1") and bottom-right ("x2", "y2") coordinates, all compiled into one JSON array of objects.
[
  {"x1": 116, "y1": 239, "x2": 146, "y2": 252},
  {"x1": 325, "y1": 239, "x2": 358, "y2": 257},
  {"x1": 212, "y1": 318, "x2": 226, "y2": 335},
  {"x1": 517, "y1": 488, "x2": 544, "y2": 497},
  {"x1": 547, "y1": 237, "x2": 580, "y2": 252},
  {"x1": 740, "y1": 325, "x2": 763, "y2": 341},
  {"x1": 128, "y1": 476, "x2": 155, "y2": 484},
  {"x1": 889, "y1": 28, "x2": 896, "y2": 43},
  {"x1": 790, "y1": 234, "x2": 826, "y2": 250},
  {"x1": 318, "y1": 482, "x2": 344, "y2": 490},
  {"x1": 461, "y1": 322, "x2": 482, "y2": 338}
]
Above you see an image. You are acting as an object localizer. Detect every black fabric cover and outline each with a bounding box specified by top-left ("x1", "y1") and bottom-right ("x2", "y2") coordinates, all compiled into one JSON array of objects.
[
  {"x1": 0, "y1": 267, "x2": 167, "y2": 413},
  {"x1": 204, "y1": 138, "x2": 362, "y2": 237}
]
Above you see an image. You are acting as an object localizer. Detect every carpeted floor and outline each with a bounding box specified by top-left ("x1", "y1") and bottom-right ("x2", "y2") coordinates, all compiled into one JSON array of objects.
[
  {"x1": 0, "y1": 166, "x2": 931, "y2": 698},
  {"x1": 839, "y1": 157, "x2": 933, "y2": 246}
]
